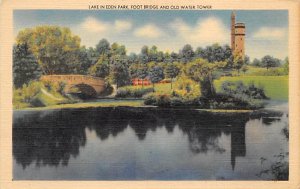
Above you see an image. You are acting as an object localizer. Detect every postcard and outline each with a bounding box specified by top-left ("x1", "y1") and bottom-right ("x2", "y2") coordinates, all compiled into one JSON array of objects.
[{"x1": 0, "y1": 0, "x2": 299, "y2": 188}]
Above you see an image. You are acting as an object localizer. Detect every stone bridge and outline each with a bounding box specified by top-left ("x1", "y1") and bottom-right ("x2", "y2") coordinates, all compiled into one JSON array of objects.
[{"x1": 41, "y1": 75, "x2": 105, "y2": 97}]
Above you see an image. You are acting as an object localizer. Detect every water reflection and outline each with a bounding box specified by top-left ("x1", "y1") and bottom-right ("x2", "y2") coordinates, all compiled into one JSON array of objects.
[{"x1": 13, "y1": 107, "x2": 284, "y2": 173}]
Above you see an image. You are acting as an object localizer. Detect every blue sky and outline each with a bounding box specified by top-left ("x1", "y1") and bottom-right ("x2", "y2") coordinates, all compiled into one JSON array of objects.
[{"x1": 14, "y1": 10, "x2": 288, "y2": 60}]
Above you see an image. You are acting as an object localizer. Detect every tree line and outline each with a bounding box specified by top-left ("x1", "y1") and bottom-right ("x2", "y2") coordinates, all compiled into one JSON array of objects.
[{"x1": 13, "y1": 25, "x2": 287, "y2": 89}]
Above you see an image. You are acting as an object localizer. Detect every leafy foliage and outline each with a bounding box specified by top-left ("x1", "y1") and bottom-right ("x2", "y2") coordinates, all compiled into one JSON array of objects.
[
  {"x1": 16, "y1": 26, "x2": 81, "y2": 74},
  {"x1": 179, "y1": 44, "x2": 194, "y2": 63},
  {"x1": 110, "y1": 62, "x2": 130, "y2": 88},
  {"x1": 185, "y1": 58, "x2": 224, "y2": 97},
  {"x1": 13, "y1": 81, "x2": 75, "y2": 109},
  {"x1": 149, "y1": 66, "x2": 164, "y2": 88},
  {"x1": 232, "y1": 55, "x2": 244, "y2": 74},
  {"x1": 195, "y1": 44, "x2": 232, "y2": 63},
  {"x1": 13, "y1": 43, "x2": 42, "y2": 88},
  {"x1": 96, "y1": 39, "x2": 111, "y2": 56},
  {"x1": 164, "y1": 63, "x2": 180, "y2": 89},
  {"x1": 88, "y1": 55, "x2": 110, "y2": 78},
  {"x1": 116, "y1": 87, "x2": 154, "y2": 98},
  {"x1": 220, "y1": 81, "x2": 268, "y2": 100},
  {"x1": 260, "y1": 55, "x2": 281, "y2": 69}
]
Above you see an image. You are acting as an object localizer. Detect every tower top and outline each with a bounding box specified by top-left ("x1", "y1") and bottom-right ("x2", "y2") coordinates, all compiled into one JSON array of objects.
[
  {"x1": 235, "y1": 23, "x2": 245, "y2": 28},
  {"x1": 231, "y1": 11, "x2": 236, "y2": 18}
]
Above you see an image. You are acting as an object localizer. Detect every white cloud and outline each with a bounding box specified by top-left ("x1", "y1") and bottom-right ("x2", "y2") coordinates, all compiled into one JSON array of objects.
[
  {"x1": 114, "y1": 20, "x2": 132, "y2": 32},
  {"x1": 80, "y1": 17, "x2": 110, "y2": 33},
  {"x1": 252, "y1": 27, "x2": 286, "y2": 40},
  {"x1": 79, "y1": 17, "x2": 132, "y2": 34},
  {"x1": 170, "y1": 17, "x2": 230, "y2": 46},
  {"x1": 134, "y1": 24, "x2": 164, "y2": 39}
]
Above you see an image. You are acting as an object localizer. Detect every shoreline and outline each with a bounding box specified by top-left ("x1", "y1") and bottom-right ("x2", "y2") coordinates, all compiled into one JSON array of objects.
[
  {"x1": 13, "y1": 101, "x2": 255, "y2": 113},
  {"x1": 13, "y1": 98, "x2": 288, "y2": 113}
]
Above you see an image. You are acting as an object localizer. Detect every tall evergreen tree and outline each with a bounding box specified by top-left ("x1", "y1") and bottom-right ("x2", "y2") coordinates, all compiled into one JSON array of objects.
[{"x1": 13, "y1": 43, "x2": 42, "y2": 88}]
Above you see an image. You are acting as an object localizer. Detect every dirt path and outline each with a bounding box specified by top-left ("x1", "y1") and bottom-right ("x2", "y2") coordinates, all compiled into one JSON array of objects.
[
  {"x1": 107, "y1": 84, "x2": 117, "y2": 98},
  {"x1": 41, "y1": 88, "x2": 63, "y2": 101}
]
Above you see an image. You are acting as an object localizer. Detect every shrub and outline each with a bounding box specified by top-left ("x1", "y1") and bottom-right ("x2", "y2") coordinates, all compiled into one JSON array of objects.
[
  {"x1": 143, "y1": 93, "x2": 171, "y2": 107},
  {"x1": 174, "y1": 76, "x2": 201, "y2": 97},
  {"x1": 116, "y1": 87, "x2": 154, "y2": 98},
  {"x1": 211, "y1": 81, "x2": 268, "y2": 109},
  {"x1": 170, "y1": 97, "x2": 184, "y2": 107},
  {"x1": 220, "y1": 81, "x2": 268, "y2": 100},
  {"x1": 57, "y1": 82, "x2": 66, "y2": 95},
  {"x1": 156, "y1": 94, "x2": 171, "y2": 107},
  {"x1": 13, "y1": 81, "x2": 77, "y2": 109},
  {"x1": 143, "y1": 76, "x2": 202, "y2": 107},
  {"x1": 30, "y1": 97, "x2": 46, "y2": 107},
  {"x1": 144, "y1": 93, "x2": 157, "y2": 105},
  {"x1": 42, "y1": 80, "x2": 64, "y2": 94},
  {"x1": 22, "y1": 81, "x2": 43, "y2": 103}
]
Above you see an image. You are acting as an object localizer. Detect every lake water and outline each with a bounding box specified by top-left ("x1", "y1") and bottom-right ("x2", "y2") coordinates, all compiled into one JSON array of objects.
[{"x1": 13, "y1": 102, "x2": 288, "y2": 180}]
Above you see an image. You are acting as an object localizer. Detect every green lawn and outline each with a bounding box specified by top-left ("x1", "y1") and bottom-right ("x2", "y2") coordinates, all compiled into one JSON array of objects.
[
  {"x1": 126, "y1": 76, "x2": 288, "y2": 101},
  {"x1": 214, "y1": 76, "x2": 288, "y2": 101},
  {"x1": 121, "y1": 83, "x2": 173, "y2": 93},
  {"x1": 154, "y1": 83, "x2": 173, "y2": 93}
]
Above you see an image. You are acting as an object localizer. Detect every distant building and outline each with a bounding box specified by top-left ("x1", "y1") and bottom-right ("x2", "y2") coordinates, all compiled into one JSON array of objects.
[
  {"x1": 231, "y1": 11, "x2": 246, "y2": 58},
  {"x1": 131, "y1": 78, "x2": 170, "y2": 86},
  {"x1": 132, "y1": 78, "x2": 151, "y2": 86}
]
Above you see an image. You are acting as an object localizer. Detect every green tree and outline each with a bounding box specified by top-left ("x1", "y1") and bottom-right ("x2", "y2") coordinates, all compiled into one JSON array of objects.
[
  {"x1": 16, "y1": 26, "x2": 81, "y2": 74},
  {"x1": 110, "y1": 43, "x2": 128, "y2": 67},
  {"x1": 241, "y1": 65, "x2": 249, "y2": 74},
  {"x1": 195, "y1": 44, "x2": 232, "y2": 63},
  {"x1": 157, "y1": 51, "x2": 164, "y2": 62},
  {"x1": 149, "y1": 66, "x2": 164, "y2": 89},
  {"x1": 13, "y1": 43, "x2": 42, "y2": 88},
  {"x1": 75, "y1": 47, "x2": 93, "y2": 74},
  {"x1": 136, "y1": 64, "x2": 148, "y2": 88},
  {"x1": 128, "y1": 53, "x2": 139, "y2": 65},
  {"x1": 88, "y1": 55, "x2": 110, "y2": 78},
  {"x1": 244, "y1": 55, "x2": 250, "y2": 65},
  {"x1": 170, "y1": 52, "x2": 179, "y2": 63},
  {"x1": 185, "y1": 58, "x2": 225, "y2": 98},
  {"x1": 110, "y1": 62, "x2": 130, "y2": 88},
  {"x1": 129, "y1": 63, "x2": 139, "y2": 79},
  {"x1": 233, "y1": 55, "x2": 244, "y2": 75},
  {"x1": 149, "y1": 45, "x2": 158, "y2": 62},
  {"x1": 179, "y1": 44, "x2": 194, "y2": 63},
  {"x1": 261, "y1": 55, "x2": 281, "y2": 70},
  {"x1": 252, "y1": 58, "x2": 261, "y2": 67},
  {"x1": 111, "y1": 42, "x2": 126, "y2": 57},
  {"x1": 139, "y1": 46, "x2": 149, "y2": 63},
  {"x1": 164, "y1": 63, "x2": 180, "y2": 89},
  {"x1": 96, "y1": 39, "x2": 111, "y2": 56},
  {"x1": 87, "y1": 47, "x2": 100, "y2": 65}
]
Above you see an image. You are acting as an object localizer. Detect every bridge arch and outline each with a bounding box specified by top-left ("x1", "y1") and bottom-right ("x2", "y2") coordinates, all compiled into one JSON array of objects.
[
  {"x1": 69, "y1": 84, "x2": 98, "y2": 98},
  {"x1": 40, "y1": 75, "x2": 106, "y2": 98}
]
